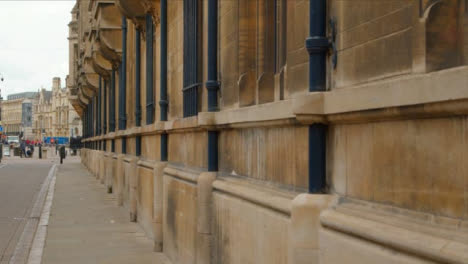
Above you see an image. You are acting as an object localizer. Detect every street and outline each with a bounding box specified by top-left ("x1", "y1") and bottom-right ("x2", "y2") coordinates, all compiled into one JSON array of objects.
[{"x1": 0, "y1": 159, "x2": 52, "y2": 263}]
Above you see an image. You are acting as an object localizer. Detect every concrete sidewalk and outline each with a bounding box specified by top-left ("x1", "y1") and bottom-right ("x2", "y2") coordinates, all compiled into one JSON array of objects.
[{"x1": 41, "y1": 158, "x2": 169, "y2": 264}]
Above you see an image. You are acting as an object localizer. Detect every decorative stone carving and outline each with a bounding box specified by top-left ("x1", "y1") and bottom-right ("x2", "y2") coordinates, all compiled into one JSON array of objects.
[{"x1": 93, "y1": 1, "x2": 123, "y2": 65}]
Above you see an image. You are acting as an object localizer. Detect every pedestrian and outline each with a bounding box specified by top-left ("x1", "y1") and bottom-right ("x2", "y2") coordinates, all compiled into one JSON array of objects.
[
  {"x1": 20, "y1": 141, "x2": 26, "y2": 158},
  {"x1": 59, "y1": 145, "x2": 66, "y2": 164}
]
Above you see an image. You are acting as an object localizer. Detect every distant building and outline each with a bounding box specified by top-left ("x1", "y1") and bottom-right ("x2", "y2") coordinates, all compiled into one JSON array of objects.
[
  {"x1": 32, "y1": 77, "x2": 82, "y2": 141},
  {"x1": 7, "y1": 92, "x2": 37, "y2": 101},
  {"x1": 22, "y1": 99, "x2": 34, "y2": 140},
  {"x1": 1, "y1": 92, "x2": 37, "y2": 138}
]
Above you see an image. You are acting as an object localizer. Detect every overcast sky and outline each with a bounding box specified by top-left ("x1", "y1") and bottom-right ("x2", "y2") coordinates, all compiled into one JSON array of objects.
[{"x1": 0, "y1": 0, "x2": 75, "y2": 98}]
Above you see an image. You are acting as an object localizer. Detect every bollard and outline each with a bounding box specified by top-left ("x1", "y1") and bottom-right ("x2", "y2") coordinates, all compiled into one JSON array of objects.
[
  {"x1": 0, "y1": 144, "x2": 3, "y2": 163},
  {"x1": 39, "y1": 145, "x2": 42, "y2": 159}
]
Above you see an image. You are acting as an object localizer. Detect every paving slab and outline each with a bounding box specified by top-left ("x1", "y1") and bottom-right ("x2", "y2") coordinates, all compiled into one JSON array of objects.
[{"x1": 42, "y1": 158, "x2": 170, "y2": 264}]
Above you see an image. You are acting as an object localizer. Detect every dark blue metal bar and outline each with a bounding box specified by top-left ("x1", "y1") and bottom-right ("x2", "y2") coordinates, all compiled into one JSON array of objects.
[
  {"x1": 206, "y1": 0, "x2": 219, "y2": 172},
  {"x1": 90, "y1": 100, "x2": 92, "y2": 138},
  {"x1": 122, "y1": 137, "x2": 127, "y2": 154},
  {"x1": 103, "y1": 79, "x2": 107, "y2": 134},
  {"x1": 110, "y1": 69, "x2": 116, "y2": 132},
  {"x1": 306, "y1": 0, "x2": 327, "y2": 92},
  {"x1": 136, "y1": 135, "x2": 141, "y2": 156},
  {"x1": 83, "y1": 107, "x2": 87, "y2": 139},
  {"x1": 308, "y1": 124, "x2": 326, "y2": 193},
  {"x1": 119, "y1": 16, "x2": 127, "y2": 130},
  {"x1": 307, "y1": 0, "x2": 328, "y2": 193},
  {"x1": 135, "y1": 29, "x2": 142, "y2": 127},
  {"x1": 208, "y1": 131, "x2": 218, "y2": 171},
  {"x1": 92, "y1": 97, "x2": 96, "y2": 137},
  {"x1": 98, "y1": 76, "x2": 102, "y2": 135},
  {"x1": 159, "y1": 1, "x2": 169, "y2": 164},
  {"x1": 206, "y1": 0, "x2": 219, "y2": 112},
  {"x1": 161, "y1": 133, "x2": 168, "y2": 162},
  {"x1": 87, "y1": 104, "x2": 90, "y2": 139},
  {"x1": 83, "y1": 108, "x2": 86, "y2": 139},
  {"x1": 146, "y1": 13, "x2": 155, "y2": 125},
  {"x1": 159, "y1": 0, "x2": 168, "y2": 121}
]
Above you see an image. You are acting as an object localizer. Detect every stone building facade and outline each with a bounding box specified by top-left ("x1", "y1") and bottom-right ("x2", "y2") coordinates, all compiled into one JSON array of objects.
[
  {"x1": 1, "y1": 92, "x2": 37, "y2": 138},
  {"x1": 32, "y1": 77, "x2": 82, "y2": 140},
  {"x1": 73, "y1": 1, "x2": 468, "y2": 263}
]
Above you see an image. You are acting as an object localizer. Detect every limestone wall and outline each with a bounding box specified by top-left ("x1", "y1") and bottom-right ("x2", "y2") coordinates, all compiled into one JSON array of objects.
[
  {"x1": 163, "y1": 170, "x2": 198, "y2": 263},
  {"x1": 331, "y1": 0, "x2": 413, "y2": 88},
  {"x1": 138, "y1": 166, "x2": 155, "y2": 239},
  {"x1": 329, "y1": 117, "x2": 468, "y2": 220},
  {"x1": 76, "y1": 0, "x2": 468, "y2": 263},
  {"x1": 219, "y1": 126, "x2": 308, "y2": 191},
  {"x1": 212, "y1": 191, "x2": 290, "y2": 264}
]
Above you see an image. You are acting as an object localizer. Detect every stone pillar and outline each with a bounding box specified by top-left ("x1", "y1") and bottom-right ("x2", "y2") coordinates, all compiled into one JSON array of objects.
[
  {"x1": 116, "y1": 154, "x2": 125, "y2": 206},
  {"x1": 196, "y1": 171, "x2": 216, "y2": 264},
  {"x1": 289, "y1": 194, "x2": 334, "y2": 264},
  {"x1": 153, "y1": 162, "x2": 167, "y2": 252},
  {"x1": 99, "y1": 151, "x2": 105, "y2": 184},
  {"x1": 129, "y1": 157, "x2": 139, "y2": 222}
]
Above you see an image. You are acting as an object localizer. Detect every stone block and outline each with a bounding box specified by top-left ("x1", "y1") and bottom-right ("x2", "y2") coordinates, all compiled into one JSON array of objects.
[
  {"x1": 289, "y1": 194, "x2": 334, "y2": 264},
  {"x1": 138, "y1": 166, "x2": 155, "y2": 240},
  {"x1": 153, "y1": 162, "x2": 167, "y2": 252},
  {"x1": 319, "y1": 228, "x2": 432, "y2": 264}
]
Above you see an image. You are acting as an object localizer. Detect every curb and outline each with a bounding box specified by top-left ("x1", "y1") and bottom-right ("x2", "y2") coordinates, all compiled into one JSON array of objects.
[{"x1": 8, "y1": 164, "x2": 57, "y2": 264}]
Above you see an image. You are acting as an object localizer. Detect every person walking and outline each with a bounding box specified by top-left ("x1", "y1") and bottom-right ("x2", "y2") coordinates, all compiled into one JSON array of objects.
[{"x1": 59, "y1": 145, "x2": 66, "y2": 164}]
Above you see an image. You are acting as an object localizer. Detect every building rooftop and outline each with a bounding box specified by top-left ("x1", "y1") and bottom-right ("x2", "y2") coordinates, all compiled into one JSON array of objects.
[{"x1": 7, "y1": 92, "x2": 38, "y2": 100}]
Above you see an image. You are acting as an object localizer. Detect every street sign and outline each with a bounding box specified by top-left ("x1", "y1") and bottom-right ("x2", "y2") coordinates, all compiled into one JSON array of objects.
[{"x1": 0, "y1": 126, "x2": 3, "y2": 132}]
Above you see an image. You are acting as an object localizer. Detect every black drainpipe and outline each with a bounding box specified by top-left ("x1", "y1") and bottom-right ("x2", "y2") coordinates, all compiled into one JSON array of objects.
[
  {"x1": 83, "y1": 106, "x2": 87, "y2": 139},
  {"x1": 119, "y1": 16, "x2": 127, "y2": 130},
  {"x1": 160, "y1": 0, "x2": 168, "y2": 162},
  {"x1": 92, "y1": 97, "x2": 96, "y2": 137},
  {"x1": 109, "y1": 68, "x2": 116, "y2": 132},
  {"x1": 135, "y1": 28, "x2": 142, "y2": 159},
  {"x1": 160, "y1": 0, "x2": 168, "y2": 121},
  {"x1": 206, "y1": 0, "x2": 219, "y2": 172},
  {"x1": 306, "y1": 0, "x2": 327, "y2": 193},
  {"x1": 98, "y1": 76, "x2": 102, "y2": 135},
  {"x1": 135, "y1": 29, "x2": 141, "y2": 127},
  {"x1": 103, "y1": 79, "x2": 107, "y2": 134},
  {"x1": 122, "y1": 137, "x2": 127, "y2": 154},
  {"x1": 146, "y1": 13, "x2": 155, "y2": 125}
]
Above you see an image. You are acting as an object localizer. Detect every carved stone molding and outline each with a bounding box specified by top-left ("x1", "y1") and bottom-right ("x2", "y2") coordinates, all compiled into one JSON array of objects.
[
  {"x1": 93, "y1": 1, "x2": 123, "y2": 65},
  {"x1": 116, "y1": 0, "x2": 160, "y2": 31}
]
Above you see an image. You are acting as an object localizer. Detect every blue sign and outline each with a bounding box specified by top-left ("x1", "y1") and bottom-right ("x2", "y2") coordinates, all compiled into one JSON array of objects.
[{"x1": 0, "y1": 126, "x2": 3, "y2": 132}]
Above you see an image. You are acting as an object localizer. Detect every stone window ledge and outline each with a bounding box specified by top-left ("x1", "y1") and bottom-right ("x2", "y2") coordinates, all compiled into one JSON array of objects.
[
  {"x1": 295, "y1": 65, "x2": 468, "y2": 124},
  {"x1": 213, "y1": 176, "x2": 299, "y2": 216},
  {"x1": 83, "y1": 66, "x2": 468, "y2": 143},
  {"x1": 321, "y1": 198, "x2": 468, "y2": 264}
]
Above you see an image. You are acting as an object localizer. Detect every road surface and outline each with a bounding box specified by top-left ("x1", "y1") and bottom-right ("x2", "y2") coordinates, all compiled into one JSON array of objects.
[{"x1": 0, "y1": 159, "x2": 52, "y2": 263}]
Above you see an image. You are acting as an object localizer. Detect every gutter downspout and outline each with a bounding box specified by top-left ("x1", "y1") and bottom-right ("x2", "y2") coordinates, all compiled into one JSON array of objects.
[
  {"x1": 103, "y1": 79, "x2": 107, "y2": 136},
  {"x1": 160, "y1": 0, "x2": 168, "y2": 162},
  {"x1": 135, "y1": 29, "x2": 142, "y2": 127},
  {"x1": 146, "y1": 13, "x2": 155, "y2": 125},
  {"x1": 306, "y1": 0, "x2": 327, "y2": 193},
  {"x1": 98, "y1": 76, "x2": 102, "y2": 136},
  {"x1": 119, "y1": 16, "x2": 127, "y2": 130},
  {"x1": 109, "y1": 69, "x2": 116, "y2": 132},
  {"x1": 206, "y1": 0, "x2": 219, "y2": 172}
]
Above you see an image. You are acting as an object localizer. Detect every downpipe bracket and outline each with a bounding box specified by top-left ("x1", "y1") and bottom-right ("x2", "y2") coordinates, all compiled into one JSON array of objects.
[{"x1": 305, "y1": 17, "x2": 338, "y2": 69}]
